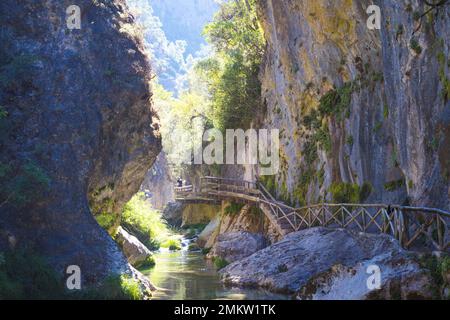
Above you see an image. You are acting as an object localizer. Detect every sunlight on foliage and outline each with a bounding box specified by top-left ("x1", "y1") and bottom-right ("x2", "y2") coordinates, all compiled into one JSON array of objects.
[{"x1": 121, "y1": 192, "x2": 177, "y2": 250}]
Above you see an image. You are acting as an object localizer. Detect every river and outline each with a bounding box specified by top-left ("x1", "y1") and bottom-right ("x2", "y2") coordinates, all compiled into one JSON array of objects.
[{"x1": 141, "y1": 240, "x2": 290, "y2": 300}]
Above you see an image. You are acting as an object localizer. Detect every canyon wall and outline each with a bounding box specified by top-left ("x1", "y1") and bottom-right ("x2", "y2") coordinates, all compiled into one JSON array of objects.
[
  {"x1": 257, "y1": 0, "x2": 449, "y2": 209},
  {"x1": 0, "y1": 0, "x2": 161, "y2": 283}
]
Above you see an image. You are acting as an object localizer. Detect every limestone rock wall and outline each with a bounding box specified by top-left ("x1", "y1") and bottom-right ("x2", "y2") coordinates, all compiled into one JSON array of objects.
[
  {"x1": 257, "y1": 0, "x2": 449, "y2": 209},
  {"x1": 0, "y1": 0, "x2": 161, "y2": 283}
]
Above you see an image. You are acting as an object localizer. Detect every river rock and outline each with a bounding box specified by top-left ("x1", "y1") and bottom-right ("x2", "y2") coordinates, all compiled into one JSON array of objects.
[
  {"x1": 208, "y1": 232, "x2": 267, "y2": 263},
  {"x1": 297, "y1": 251, "x2": 434, "y2": 300},
  {"x1": 220, "y1": 227, "x2": 435, "y2": 299},
  {"x1": 115, "y1": 227, "x2": 154, "y2": 269}
]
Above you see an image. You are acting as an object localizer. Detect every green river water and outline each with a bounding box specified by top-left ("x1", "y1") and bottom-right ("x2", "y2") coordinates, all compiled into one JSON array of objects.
[{"x1": 142, "y1": 245, "x2": 290, "y2": 300}]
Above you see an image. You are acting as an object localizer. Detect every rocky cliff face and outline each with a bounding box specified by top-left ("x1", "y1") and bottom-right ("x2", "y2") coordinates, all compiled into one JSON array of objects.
[
  {"x1": 0, "y1": 0, "x2": 161, "y2": 283},
  {"x1": 257, "y1": 0, "x2": 449, "y2": 209},
  {"x1": 140, "y1": 152, "x2": 174, "y2": 210}
]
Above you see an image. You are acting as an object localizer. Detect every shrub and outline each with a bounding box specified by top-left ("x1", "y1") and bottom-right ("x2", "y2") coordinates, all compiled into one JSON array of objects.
[
  {"x1": 330, "y1": 183, "x2": 361, "y2": 203},
  {"x1": 160, "y1": 238, "x2": 182, "y2": 251},
  {"x1": 384, "y1": 179, "x2": 405, "y2": 192},
  {"x1": 319, "y1": 82, "x2": 354, "y2": 119},
  {"x1": 224, "y1": 202, "x2": 245, "y2": 215},
  {"x1": 410, "y1": 39, "x2": 422, "y2": 55},
  {"x1": 212, "y1": 257, "x2": 229, "y2": 270},
  {"x1": 277, "y1": 264, "x2": 288, "y2": 273},
  {"x1": 86, "y1": 275, "x2": 143, "y2": 300},
  {"x1": 121, "y1": 193, "x2": 172, "y2": 250}
]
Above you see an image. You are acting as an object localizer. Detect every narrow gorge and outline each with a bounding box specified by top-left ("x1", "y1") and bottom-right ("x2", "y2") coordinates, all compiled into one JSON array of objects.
[{"x1": 0, "y1": 0, "x2": 449, "y2": 300}]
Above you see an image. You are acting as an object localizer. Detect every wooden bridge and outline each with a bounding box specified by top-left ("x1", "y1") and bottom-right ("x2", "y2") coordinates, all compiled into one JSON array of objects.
[{"x1": 175, "y1": 176, "x2": 450, "y2": 252}]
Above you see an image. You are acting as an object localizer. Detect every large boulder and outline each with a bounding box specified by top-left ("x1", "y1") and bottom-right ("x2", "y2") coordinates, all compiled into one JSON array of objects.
[
  {"x1": 208, "y1": 232, "x2": 267, "y2": 263},
  {"x1": 115, "y1": 227, "x2": 154, "y2": 269},
  {"x1": 220, "y1": 227, "x2": 438, "y2": 299}
]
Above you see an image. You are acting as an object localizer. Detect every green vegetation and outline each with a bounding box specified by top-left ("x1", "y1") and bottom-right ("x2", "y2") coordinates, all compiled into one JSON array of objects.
[
  {"x1": 121, "y1": 192, "x2": 179, "y2": 251},
  {"x1": 319, "y1": 82, "x2": 354, "y2": 120},
  {"x1": 224, "y1": 202, "x2": 245, "y2": 215},
  {"x1": 346, "y1": 135, "x2": 354, "y2": 147},
  {"x1": 0, "y1": 106, "x2": 7, "y2": 119},
  {"x1": 418, "y1": 254, "x2": 450, "y2": 299},
  {"x1": 383, "y1": 104, "x2": 390, "y2": 119},
  {"x1": 384, "y1": 179, "x2": 405, "y2": 192},
  {"x1": 160, "y1": 238, "x2": 182, "y2": 251},
  {"x1": 196, "y1": 0, "x2": 265, "y2": 131},
  {"x1": 212, "y1": 257, "x2": 229, "y2": 270},
  {"x1": 437, "y1": 49, "x2": 450, "y2": 102},
  {"x1": 277, "y1": 264, "x2": 288, "y2": 273},
  {"x1": 0, "y1": 161, "x2": 51, "y2": 209},
  {"x1": 0, "y1": 248, "x2": 144, "y2": 300},
  {"x1": 330, "y1": 182, "x2": 373, "y2": 203},
  {"x1": 410, "y1": 38, "x2": 422, "y2": 55}
]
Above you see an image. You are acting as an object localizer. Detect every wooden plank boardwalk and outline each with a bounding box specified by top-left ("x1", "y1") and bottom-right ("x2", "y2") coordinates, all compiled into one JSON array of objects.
[{"x1": 175, "y1": 176, "x2": 450, "y2": 252}]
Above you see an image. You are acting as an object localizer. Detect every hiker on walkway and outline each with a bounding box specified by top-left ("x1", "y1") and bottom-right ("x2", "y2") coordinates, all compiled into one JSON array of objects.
[{"x1": 177, "y1": 177, "x2": 183, "y2": 187}]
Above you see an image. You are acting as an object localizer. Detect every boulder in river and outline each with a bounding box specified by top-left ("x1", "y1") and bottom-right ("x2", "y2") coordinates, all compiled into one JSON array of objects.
[
  {"x1": 220, "y1": 227, "x2": 438, "y2": 299},
  {"x1": 115, "y1": 227, "x2": 154, "y2": 269},
  {"x1": 208, "y1": 231, "x2": 267, "y2": 263}
]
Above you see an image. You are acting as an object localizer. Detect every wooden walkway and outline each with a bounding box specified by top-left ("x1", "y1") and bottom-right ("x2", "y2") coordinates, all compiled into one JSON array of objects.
[{"x1": 175, "y1": 176, "x2": 450, "y2": 252}]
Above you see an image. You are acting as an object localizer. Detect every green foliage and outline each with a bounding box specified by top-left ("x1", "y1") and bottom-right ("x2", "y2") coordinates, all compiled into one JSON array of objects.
[
  {"x1": 384, "y1": 179, "x2": 405, "y2": 192},
  {"x1": 160, "y1": 238, "x2": 182, "y2": 251},
  {"x1": 86, "y1": 274, "x2": 144, "y2": 300},
  {"x1": 212, "y1": 257, "x2": 229, "y2": 270},
  {"x1": 95, "y1": 212, "x2": 117, "y2": 231},
  {"x1": 410, "y1": 39, "x2": 422, "y2": 55},
  {"x1": 0, "y1": 161, "x2": 51, "y2": 208},
  {"x1": 0, "y1": 248, "x2": 145, "y2": 300},
  {"x1": 383, "y1": 104, "x2": 390, "y2": 119},
  {"x1": 224, "y1": 202, "x2": 245, "y2": 215},
  {"x1": 121, "y1": 192, "x2": 173, "y2": 250},
  {"x1": 0, "y1": 106, "x2": 8, "y2": 119},
  {"x1": 319, "y1": 82, "x2": 354, "y2": 120},
  {"x1": 197, "y1": 0, "x2": 265, "y2": 130},
  {"x1": 259, "y1": 175, "x2": 276, "y2": 196},
  {"x1": 277, "y1": 264, "x2": 288, "y2": 273},
  {"x1": 0, "y1": 249, "x2": 65, "y2": 299},
  {"x1": 330, "y1": 182, "x2": 373, "y2": 203},
  {"x1": 346, "y1": 135, "x2": 354, "y2": 147},
  {"x1": 419, "y1": 254, "x2": 450, "y2": 298},
  {"x1": 330, "y1": 183, "x2": 361, "y2": 203},
  {"x1": 437, "y1": 49, "x2": 450, "y2": 102},
  {"x1": 201, "y1": 247, "x2": 211, "y2": 255}
]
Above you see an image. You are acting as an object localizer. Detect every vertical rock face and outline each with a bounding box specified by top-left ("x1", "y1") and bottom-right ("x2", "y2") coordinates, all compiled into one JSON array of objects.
[
  {"x1": 0, "y1": 0, "x2": 161, "y2": 282},
  {"x1": 140, "y1": 152, "x2": 174, "y2": 210},
  {"x1": 257, "y1": 0, "x2": 449, "y2": 209}
]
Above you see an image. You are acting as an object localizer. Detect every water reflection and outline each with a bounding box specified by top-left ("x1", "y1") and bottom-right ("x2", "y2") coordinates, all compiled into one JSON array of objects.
[{"x1": 142, "y1": 250, "x2": 290, "y2": 300}]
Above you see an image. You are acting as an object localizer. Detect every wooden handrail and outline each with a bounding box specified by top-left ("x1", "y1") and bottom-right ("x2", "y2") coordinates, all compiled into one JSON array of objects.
[{"x1": 174, "y1": 176, "x2": 450, "y2": 251}]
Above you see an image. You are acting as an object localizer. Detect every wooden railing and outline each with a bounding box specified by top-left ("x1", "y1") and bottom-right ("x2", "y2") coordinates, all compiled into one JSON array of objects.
[
  {"x1": 174, "y1": 185, "x2": 193, "y2": 199},
  {"x1": 174, "y1": 176, "x2": 450, "y2": 252}
]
